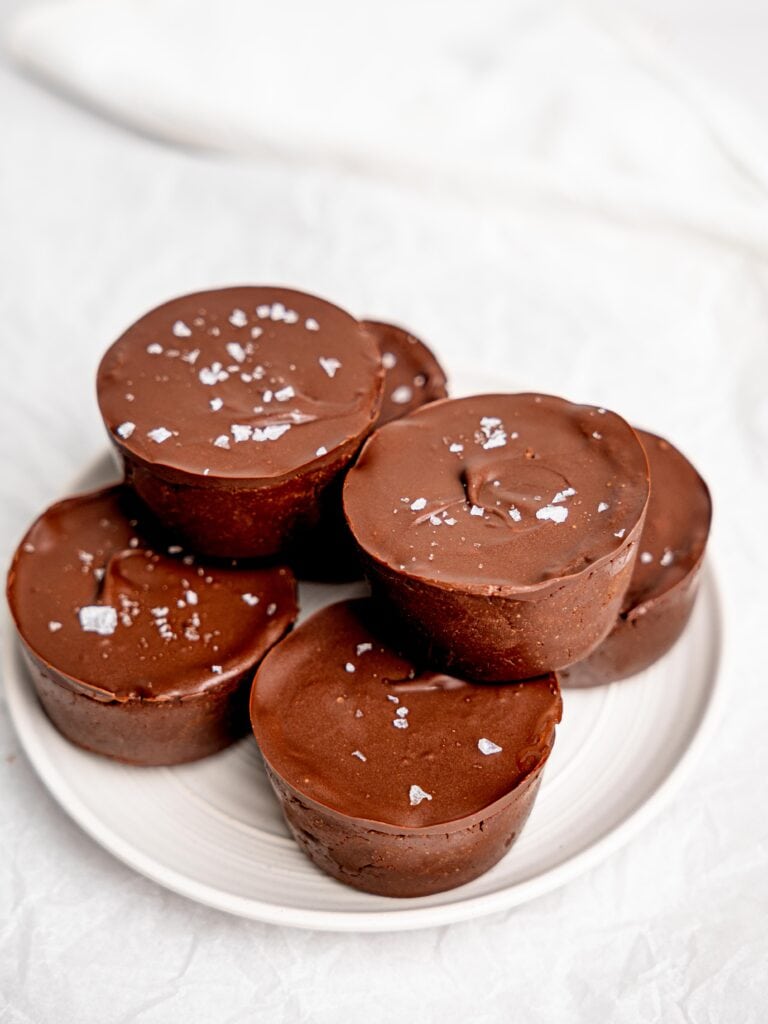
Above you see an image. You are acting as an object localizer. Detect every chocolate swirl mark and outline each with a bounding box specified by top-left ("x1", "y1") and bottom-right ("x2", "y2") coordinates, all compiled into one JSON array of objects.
[
  {"x1": 462, "y1": 454, "x2": 576, "y2": 529},
  {"x1": 405, "y1": 454, "x2": 577, "y2": 532}
]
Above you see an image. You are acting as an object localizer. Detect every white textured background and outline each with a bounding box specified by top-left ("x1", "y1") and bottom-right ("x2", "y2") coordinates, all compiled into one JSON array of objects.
[{"x1": 1, "y1": 1, "x2": 767, "y2": 1020}]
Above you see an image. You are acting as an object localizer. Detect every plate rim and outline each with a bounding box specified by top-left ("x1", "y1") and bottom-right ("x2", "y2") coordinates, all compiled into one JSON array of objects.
[{"x1": 2, "y1": 454, "x2": 726, "y2": 933}]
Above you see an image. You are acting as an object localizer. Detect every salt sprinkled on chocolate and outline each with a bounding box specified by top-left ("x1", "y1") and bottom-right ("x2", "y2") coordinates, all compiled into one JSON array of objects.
[
  {"x1": 598, "y1": 502, "x2": 609, "y2": 513},
  {"x1": 241, "y1": 593, "x2": 260, "y2": 606},
  {"x1": 478, "y1": 738, "x2": 503, "y2": 755},
  {"x1": 305, "y1": 318, "x2": 320, "y2": 331},
  {"x1": 210, "y1": 398, "x2": 223, "y2": 411},
  {"x1": 409, "y1": 785, "x2": 432, "y2": 806},
  {"x1": 78, "y1": 606, "x2": 118, "y2": 636},
  {"x1": 318, "y1": 357, "x2": 341, "y2": 378},
  {"x1": 48, "y1": 621, "x2": 62, "y2": 632},
  {"x1": 660, "y1": 549, "x2": 675, "y2": 566},
  {"x1": 382, "y1": 352, "x2": 396, "y2": 369},
  {"x1": 351, "y1": 750, "x2": 367, "y2": 762},
  {"x1": 226, "y1": 342, "x2": 246, "y2": 364},
  {"x1": 536, "y1": 505, "x2": 568, "y2": 524},
  {"x1": 147, "y1": 343, "x2": 163, "y2": 355},
  {"x1": 640, "y1": 551, "x2": 653, "y2": 564},
  {"x1": 552, "y1": 487, "x2": 576, "y2": 504},
  {"x1": 345, "y1": 662, "x2": 356, "y2": 673},
  {"x1": 116, "y1": 422, "x2": 135, "y2": 440},
  {"x1": 391, "y1": 385, "x2": 412, "y2": 405},
  {"x1": 147, "y1": 427, "x2": 173, "y2": 444},
  {"x1": 229, "y1": 309, "x2": 248, "y2": 328},
  {"x1": 172, "y1": 321, "x2": 192, "y2": 338},
  {"x1": 356, "y1": 642, "x2": 373, "y2": 655},
  {"x1": 410, "y1": 497, "x2": 427, "y2": 511}
]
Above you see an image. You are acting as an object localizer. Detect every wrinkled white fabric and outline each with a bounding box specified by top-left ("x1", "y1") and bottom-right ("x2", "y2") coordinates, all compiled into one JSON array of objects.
[{"x1": 1, "y1": 1, "x2": 766, "y2": 1021}]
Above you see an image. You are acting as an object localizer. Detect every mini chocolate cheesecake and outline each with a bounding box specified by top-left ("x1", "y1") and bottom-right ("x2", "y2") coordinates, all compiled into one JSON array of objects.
[
  {"x1": 97, "y1": 287, "x2": 384, "y2": 558},
  {"x1": 562, "y1": 430, "x2": 711, "y2": 687},
  {"x1": 6, "y1": 486, "x2": 297, "y2": 765},
  {"x1": 251, "y1": 598, "x2": 561, "y2": 898},
  {"x1": 344, "y1": 393, "x2": 650, "y2": 681},
  {"x1": 363, "y1": 321, "x2": 448, "y2": 427}
]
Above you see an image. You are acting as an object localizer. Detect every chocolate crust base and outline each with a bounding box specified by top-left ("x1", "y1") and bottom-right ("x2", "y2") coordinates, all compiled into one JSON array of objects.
[
  {"x1": 267, "y1": 763, "x2": 544, "y2": 898},
  {"x1": 21, "y1": 643, "x2": 254, "y2": 765}
]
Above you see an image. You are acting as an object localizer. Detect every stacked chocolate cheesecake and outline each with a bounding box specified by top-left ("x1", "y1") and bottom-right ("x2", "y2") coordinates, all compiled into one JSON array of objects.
[{"x1": 6, "y1": 287, "x2": 711, "y2": 898}]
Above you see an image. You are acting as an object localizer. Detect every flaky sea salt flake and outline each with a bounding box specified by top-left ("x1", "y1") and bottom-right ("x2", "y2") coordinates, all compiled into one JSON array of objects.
[
  {"x1": 552, "y1": 487, "x2": 576, "y2": 504},
  {"x1": 410, "y1": 497, "x2": 427, "y2": 511},
  {"x1": 229, "y1": 309, "x2": 248, "y2": 328},
  {"x1": 231, "y1": 424, "x2": 253, "y2": 443},
  {"x1": 409, "y1": 784, "x2": 432, "y2": 806},
  {"x1": 241, "y1": 593, "x2": 260, "y2": 606},
  {"x1": 478, "y1": 737, "x2": 503, "y2": 756},
  {"x1": 116, "y1": 422, "x2": 135, "y2": 440},
  {"x1": 172, "y1": 320, "x2": 192, "y2": 338},
  {"x1": 79, "y1": 605, "x2": 117, "y2": 636},
  {"x1": 253, "y1": 424, "x2": 291, "y2": 442},
  {"x1": 319, "y1": 357, "x2": 341, "y2": 378},
  {"x1": 226, "y1": 342, "x2": 247, "y2": 364},
  {"x1": 536, "y1": 505, "x2": 568, "y2": 524},
  {"x1": 147, "y1": 427, "x2": 173, "y2": 444}
]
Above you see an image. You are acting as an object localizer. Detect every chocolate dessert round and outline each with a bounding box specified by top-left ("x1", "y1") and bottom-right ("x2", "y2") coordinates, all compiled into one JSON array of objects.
[
  {"x1": 97, "y1": 287, "x2": 384, "y2": 558},
  {"x1": 562, "y1": 430, "x2": 712, "y2": 687},
  {"x1": 250, "y1": 598, "x2": 561, "y2": 898},
  {"x1": 6, "y1": 485, "x2": 298, "y2": 765},
  {"x1": 343, "y1": 393, "x2": 650, "y2": 681},
  {"x1": 363, "y1": 321, "x2": 448, "y2": 427}
]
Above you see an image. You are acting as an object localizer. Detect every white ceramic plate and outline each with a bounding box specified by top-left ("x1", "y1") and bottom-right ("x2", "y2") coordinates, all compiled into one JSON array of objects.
[{"x1": 3, "y1": 406, "x2": 724, "y2": 933}]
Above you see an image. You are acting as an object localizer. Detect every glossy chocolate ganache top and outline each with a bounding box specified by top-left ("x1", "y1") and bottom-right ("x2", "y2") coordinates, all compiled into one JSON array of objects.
[
  {"x1": 7, "y1": 486, "x2": 297, "y2": 702},
  {"x1": 97, "y1": 287, "x2": 384, "y2": 481},
  {"x1": 251, "y1": 598, "x2": 562, "y2": 829},
  {"x1": 344, "y1": 393, "x2": 650, "y2": 592},
  {"x1": 623, "y1": 429, "x2": 712, "y2": 610},
  {"x1": 363, "y1": 321, "x2": 448, "y2": 427}
]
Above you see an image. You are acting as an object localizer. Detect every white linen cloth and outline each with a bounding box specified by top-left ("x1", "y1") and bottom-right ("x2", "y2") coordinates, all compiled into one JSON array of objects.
[{"x1": 1, "y1": 1, "x2": 766, "y2": 1020}]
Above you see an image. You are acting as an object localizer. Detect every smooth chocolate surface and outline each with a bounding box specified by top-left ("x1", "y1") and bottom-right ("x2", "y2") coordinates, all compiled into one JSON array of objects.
[
  {"x1": 562, "y1": 429, "x2": 711, "y2": 687},
  {"x1": 344, "y1": 393, "x2": 648, "y2": 591},
  {"x1": 342, "y1": 393, "x2": 650, "y2": 680},
  {"x1": 7, "y1": 485, "x2": 297, "y2": 763},
  {"x1": 363, "y1": 321, "x2": 448, "y2": 427},
  {"x1": 251, "y1": 599, "x2": 561, "y2": 896},
  {"x1": 98, "y1": 287, "x2": 383, "y2": 481}
]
